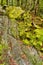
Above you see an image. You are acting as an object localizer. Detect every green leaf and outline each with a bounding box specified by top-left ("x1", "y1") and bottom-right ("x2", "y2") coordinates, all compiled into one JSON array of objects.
[
  {"x1": 6, "y1": 6, "x2": 24, "y2": 19},
  {"x1": 34, "y1": 29, "x2": 43, "y2": 35},
  {"x1": 23, "y1": 39, "x2": 30, "y2": 45},
  {"x1": 0, "y1": 44, "x2": 3, "y2": 52},
  {"x1": 41, "y1": 48, "x2": 43, "y2": 51}
]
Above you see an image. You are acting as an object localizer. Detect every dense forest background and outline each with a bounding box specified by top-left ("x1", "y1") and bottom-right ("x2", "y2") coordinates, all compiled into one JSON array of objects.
[
  {"x1": 0, "y1": 0, "x2": 43, "y2": 65},
  {"x1": 0, "y1": 0, "x2": 43, "y2": 18}
]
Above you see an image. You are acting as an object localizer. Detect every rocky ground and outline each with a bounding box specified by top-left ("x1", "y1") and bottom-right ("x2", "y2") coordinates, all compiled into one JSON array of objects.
[{"x1": 0, "y1": 14, "x2": 43, "y2": 65}]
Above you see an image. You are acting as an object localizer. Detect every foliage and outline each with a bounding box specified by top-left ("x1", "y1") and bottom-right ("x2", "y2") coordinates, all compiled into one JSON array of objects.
[
  {"x1": 39, "y1": 0, "x2": 43, "y2": 10},
  {"x1": 6, "y1": 6, "x2": 24, "y2": 19},
  {"x1": 5, "y1": 5, "x2": 43, "y2": 52},
  {"x1": 0, "y1": 0, "x2": 43, "y2": 65},
  {"x1": 17, "y1": 12, "x2": 43, "y2": 52},
  {"x1": 0, "y1": 39, "x2": 8, "y2": 65},
  {"x1": 0, "y1": 63, "x2": 5, "y2": 65}
]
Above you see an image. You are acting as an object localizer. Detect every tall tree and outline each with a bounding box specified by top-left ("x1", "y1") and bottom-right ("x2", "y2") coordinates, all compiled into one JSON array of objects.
[
  {"x1": 34, "y1": 0, "x2": 39, "y2": 15},
  {"x1": 1, "y1": 0, "x2": 3, "y2": 5},
  {"x1": 6, "y1": 0, "x2": 8, "y2": 5}
]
